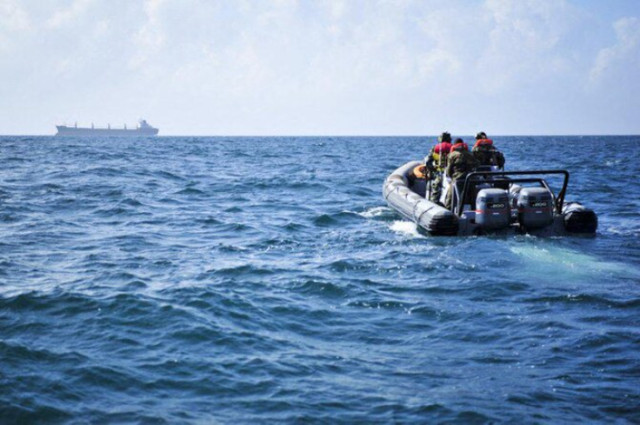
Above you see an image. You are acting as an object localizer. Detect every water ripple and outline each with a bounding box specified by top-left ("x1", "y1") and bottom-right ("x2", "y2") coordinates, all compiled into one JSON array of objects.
[{"x1": 0, "y1": 136, "x2": 639, "y2": 423}]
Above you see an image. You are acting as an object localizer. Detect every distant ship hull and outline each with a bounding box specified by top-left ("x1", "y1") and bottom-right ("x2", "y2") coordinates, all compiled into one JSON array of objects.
[{"x1": 55, "y1": 124, "x2": 159, "y2": 137}]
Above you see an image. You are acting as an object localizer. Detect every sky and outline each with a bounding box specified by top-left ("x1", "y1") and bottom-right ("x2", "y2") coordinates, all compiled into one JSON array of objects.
[{"x1": 1, "y1": 0, "x2": 639, "y2": 136}]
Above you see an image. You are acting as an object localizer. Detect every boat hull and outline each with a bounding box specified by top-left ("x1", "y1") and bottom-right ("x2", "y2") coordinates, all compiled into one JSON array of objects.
[
  {"x1": 383, "y1": 161, "x2": 458, "y2": 236},
  {"x1": 55, "y1": 126, "x2": 158, "y2": 137}
]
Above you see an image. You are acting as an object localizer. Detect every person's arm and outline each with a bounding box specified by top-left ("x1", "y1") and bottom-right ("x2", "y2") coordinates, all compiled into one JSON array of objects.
[{"x1": 446, "y1": 155, "x2": 454, "y2": 178}]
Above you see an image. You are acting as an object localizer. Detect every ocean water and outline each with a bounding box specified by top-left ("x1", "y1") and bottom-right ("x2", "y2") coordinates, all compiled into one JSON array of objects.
[{"x1": 1, "y1": 135, "x2": 639, "y2": 424}]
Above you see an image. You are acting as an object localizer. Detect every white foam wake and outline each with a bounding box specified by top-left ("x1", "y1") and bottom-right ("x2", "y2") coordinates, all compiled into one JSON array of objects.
[
  {"x1": 389, "y1": 220, "x2": 424, "y2": 238},
  {"x1": 358, "y1": 206, "x2": 391, "y2": 218},
  {"x1": 510, "y1": 244, "x2": 640, "y2": 280}
]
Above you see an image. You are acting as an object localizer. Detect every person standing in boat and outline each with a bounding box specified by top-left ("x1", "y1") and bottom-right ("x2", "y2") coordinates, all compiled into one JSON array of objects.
[
  {"x1": 424, "y1": 132, "x2": 452, "y2": 204},
  {"x1": 445, "y1": 138, "x2": 479, "y2": 210},
  {"x1": 472, "y1": 131, "x2": 505, "y2": 169}
]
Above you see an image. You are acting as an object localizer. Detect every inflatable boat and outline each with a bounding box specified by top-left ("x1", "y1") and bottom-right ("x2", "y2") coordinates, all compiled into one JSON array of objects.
[{"x1": 383, "y1": 161, "x2": 597, "y2": 236}]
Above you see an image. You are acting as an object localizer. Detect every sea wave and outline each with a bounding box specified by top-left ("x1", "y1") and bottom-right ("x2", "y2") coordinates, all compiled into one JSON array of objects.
[{"x1": 1, "y1": 135, "x2": 639, "y2": 423}]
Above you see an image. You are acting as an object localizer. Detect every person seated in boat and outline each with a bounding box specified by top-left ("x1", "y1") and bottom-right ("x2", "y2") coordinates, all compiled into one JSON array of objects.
[
  {"x1": 424, "y1": 132, "x2": 452, "y2": 204},
  {"x1": 445, "y1": 138, "x2": 479, "y2": 210},
  {"x1": 472, "y1": 131, "x2": 505, "y2": 169}
]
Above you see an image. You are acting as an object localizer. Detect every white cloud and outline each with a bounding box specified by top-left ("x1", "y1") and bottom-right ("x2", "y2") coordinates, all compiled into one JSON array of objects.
[
  {"x1": 590, "y1": 17, "x2": 640, "y2": 84},
  {"x1": 477, "y1": 0, "x2": 579, "y2": 92},
  {"x1": 1, "y1": 0, "x2": 30, "y2": 31},
  {"x1": 46, "y1": 0, "x2": 93, "y2": 29},
  {"x1": 0, "y1": 0, "x2": 638, "y2": 134},
  {"x1": 323, "y1": 0, "x2": 347, "y2": 20},
  {"x1": 0, "y1": 0, "x2": 30, "y2": 51}
]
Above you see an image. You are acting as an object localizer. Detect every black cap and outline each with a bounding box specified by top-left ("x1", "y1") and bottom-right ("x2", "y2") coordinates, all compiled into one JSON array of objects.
[{"x1": 476, "y1": 131, "x2": 487, "y2": 139}]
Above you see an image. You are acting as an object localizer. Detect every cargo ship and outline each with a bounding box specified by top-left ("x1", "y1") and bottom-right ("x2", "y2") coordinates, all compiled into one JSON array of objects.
[{"x1": 55, "y1": 119, "x2": 159, "y2": 137}]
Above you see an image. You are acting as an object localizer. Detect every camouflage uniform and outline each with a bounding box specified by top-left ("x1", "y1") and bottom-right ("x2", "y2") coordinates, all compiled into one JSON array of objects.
[
  {"x1": 472, "y1": 136, "x2": 505, "y2": 168},
  {"x1": 424, "y1": 136, "x2": 451, "y2": 204},
  {"x1": 429, "y1": 173, "x2": 443, "y2": 203},
  {"x1": 444, "y1": 142, "x2": 478, "y2": 210}
]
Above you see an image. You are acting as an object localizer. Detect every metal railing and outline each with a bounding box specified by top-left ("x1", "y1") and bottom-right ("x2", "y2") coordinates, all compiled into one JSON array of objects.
[{"x1": 454, "y1": 170, "x2": 570, "y2": 216}]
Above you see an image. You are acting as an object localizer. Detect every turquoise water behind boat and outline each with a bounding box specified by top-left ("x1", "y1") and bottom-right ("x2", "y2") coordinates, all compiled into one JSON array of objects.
[{"x1": 1, "y1": 135, "x2": 639, "y2": 423}]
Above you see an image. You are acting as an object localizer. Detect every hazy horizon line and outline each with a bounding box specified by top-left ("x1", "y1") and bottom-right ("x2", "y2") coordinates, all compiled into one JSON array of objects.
[{"x1": 1, "y1": 133, "x2": 639, "y2": 138}]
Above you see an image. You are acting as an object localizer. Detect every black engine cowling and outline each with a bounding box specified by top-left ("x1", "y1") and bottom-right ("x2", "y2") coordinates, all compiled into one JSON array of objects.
[{"x1": 563, "y1": 202, "x2": 598, "y2": 234}]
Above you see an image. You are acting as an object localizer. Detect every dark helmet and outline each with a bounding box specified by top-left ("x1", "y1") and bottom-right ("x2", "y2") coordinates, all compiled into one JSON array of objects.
[
  {"x1": 476, "y1": 131, "x2": 487, "y2": 140},
  {"x1": 438, "y1": 132, "x2": 451, "y2": 143}
]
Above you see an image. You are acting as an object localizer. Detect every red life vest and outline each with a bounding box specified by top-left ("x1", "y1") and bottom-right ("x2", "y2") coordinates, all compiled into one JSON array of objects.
[
  {"x1": 451, "y1": 142, "x2": 468, "y2": 152},
  {"x1": 431, "y1": 142, "x2": 451, "y2": 170},
  {"x1": 433, "y1": 142, "x2": 451, "y2": 154},
  {"x1": 473, "y1": 138, "x2": 493, "y2": 149}
]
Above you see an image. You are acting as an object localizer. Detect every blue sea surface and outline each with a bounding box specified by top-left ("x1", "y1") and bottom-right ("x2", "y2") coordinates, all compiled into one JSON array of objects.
[{"x1": 1, "y1": 135, "x2": 639, "y2": 424}]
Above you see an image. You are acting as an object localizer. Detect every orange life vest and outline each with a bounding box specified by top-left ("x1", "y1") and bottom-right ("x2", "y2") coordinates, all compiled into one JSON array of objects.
[
  {"x1": 473, "y1": 138, "x2": 493, "y2": 149},
  {"x1": 451, "y1": 142, "x2": 468, "y2": 152}
]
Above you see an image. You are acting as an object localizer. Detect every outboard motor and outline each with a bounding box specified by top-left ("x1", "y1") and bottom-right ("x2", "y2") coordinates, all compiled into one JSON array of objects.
[
  {"x1": 562, "y1": 202, "x2": 598, "y2": 234},
  {"x1": 476, "y1": 188, "x2": 510, "y2": 230},
  {"x1": 517, "y1": 187, "x2": 554, "y2": 230}
]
